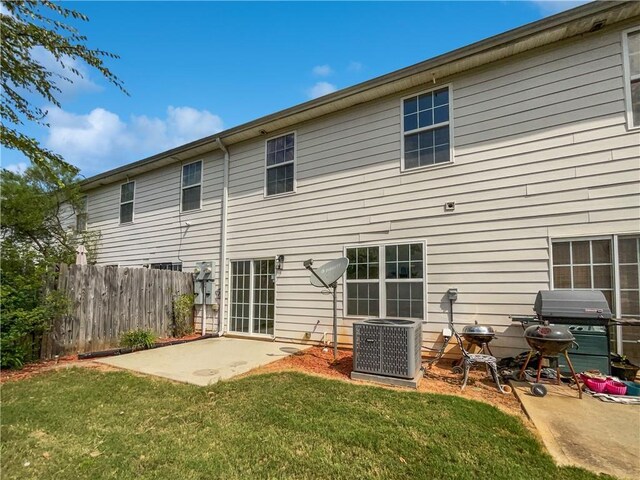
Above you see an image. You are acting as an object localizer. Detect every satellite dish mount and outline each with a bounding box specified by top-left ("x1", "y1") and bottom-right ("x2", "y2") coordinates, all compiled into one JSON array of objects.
[{"x1": 303, "y1": 257, "x2": 349, "y2": 360}]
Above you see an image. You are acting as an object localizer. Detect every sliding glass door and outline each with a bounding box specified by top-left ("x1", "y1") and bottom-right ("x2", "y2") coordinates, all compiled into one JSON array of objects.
[
  {"x1": 551, "y1": 234, "x2": 640, "y2": 363},
  {"x1": 618, "y1": 236, "x2": 640, "y2": 364},
  {"x1": 230, "y1": 259, "x2": 275, "y2": 336}
]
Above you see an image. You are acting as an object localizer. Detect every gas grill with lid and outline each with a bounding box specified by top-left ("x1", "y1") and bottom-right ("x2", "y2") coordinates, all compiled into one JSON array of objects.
[
  {"x1": 526, "y1": 290, "x2": 613, "y2": 375},
  {"x1": 534, "y1": 290, "x2": 612, "y2": 324}
]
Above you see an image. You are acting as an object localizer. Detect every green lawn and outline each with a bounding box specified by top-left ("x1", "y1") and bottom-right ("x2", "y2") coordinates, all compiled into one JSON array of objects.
[{"x1": 1, "y1": 369, "x2": 613, "y2": 480}]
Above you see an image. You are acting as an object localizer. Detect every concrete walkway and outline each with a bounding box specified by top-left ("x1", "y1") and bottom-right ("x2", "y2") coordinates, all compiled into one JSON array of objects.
[
  {"x1": 512, "y1": 381, "x2": 640, "y2": 480},
  {"x1": 96, "y1": 337, "x2": 305, "y2": 386}
]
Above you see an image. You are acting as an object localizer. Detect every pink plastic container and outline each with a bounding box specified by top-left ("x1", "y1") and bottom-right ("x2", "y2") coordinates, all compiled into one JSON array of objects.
[
  {"x1": 584, "y1": 377, "x2": 607, "y2": 393},
  {"x1": 605, "y1": 379, "x2": 627, "y2": 396}
]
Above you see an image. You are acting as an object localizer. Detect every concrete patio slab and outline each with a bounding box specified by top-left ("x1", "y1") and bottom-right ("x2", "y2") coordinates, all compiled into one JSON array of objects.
[
  {"x1": 511, "y1": 381, "x2": 640, "y2": 480},
  {"x1": 96, "y1": 337, "x2": 306, "y2": 386}
]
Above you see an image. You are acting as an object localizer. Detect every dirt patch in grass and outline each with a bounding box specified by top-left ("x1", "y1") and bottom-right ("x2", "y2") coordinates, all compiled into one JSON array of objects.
[
  {"x1": 155, "y1": 332, "x2": 202, "y2": 344},
  {"x1": 0, "y1": 357, "x2": 118, "y2": 384},
  {"x1": 0, "y1": 334, "x2": 203, "y2": 384},
  {"x1": 246, "y1": 346, "x2": 526, "y2": 420}
]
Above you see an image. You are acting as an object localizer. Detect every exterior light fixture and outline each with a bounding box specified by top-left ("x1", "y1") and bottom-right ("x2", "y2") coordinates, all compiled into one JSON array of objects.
[{"x1": 276, "y1": 255, "x2": 285, "y2": 271}]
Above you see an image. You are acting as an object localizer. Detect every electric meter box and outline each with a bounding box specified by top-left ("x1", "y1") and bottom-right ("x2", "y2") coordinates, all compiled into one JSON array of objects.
[{"x1": 194, "y1": 261, "x2": 215, "y2": 305}]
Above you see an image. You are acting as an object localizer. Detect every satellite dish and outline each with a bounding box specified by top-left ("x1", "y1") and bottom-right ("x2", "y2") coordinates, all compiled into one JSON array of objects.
[
  {"x1": 303, "y1": 257, "x2": 349, "y2": 360},
  {"x1": 309, "y1": 257, "x2": 349, "y2": 288}
]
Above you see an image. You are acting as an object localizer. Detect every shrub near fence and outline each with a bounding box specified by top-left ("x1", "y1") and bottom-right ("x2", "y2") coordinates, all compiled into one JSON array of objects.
[{"x1": 41, "y1": 264, "x2": 194, "y2": 357}]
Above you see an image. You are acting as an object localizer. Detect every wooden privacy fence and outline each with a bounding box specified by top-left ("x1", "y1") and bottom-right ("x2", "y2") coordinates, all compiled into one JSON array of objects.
[{"x1": 42, "y1": 264, "x2": 194, "y2": 357}]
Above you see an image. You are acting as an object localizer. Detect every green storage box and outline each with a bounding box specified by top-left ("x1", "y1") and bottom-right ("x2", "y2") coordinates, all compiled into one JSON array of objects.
[
  {"x1": 561, "y1": 353, "x2": 610, "y2": 375},
  {"x1": 557, "y1": 325, "x2": 610, "y2": 375}
]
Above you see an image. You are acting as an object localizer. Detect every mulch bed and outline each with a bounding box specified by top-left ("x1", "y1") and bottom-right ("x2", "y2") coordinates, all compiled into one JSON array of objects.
[
  {"x1": 0, "y1": 333, "x2": 204, "y2": 384},
  {"x1": 2, "y1": 340, "x2": 526, "y2": 421},
  {"x1": 248, "y1": 346, "x2": 525, "y2": 418},
  {"x1": 0, "y1": 355, "x2": 91, "y2": 383}
]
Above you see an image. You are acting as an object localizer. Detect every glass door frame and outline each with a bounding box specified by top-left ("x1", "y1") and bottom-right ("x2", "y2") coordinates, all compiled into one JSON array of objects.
[
  {"x1": 228, "y1": 258, "x2": 276, "y2": 338},
  {"x1": 549, "y1": 233, "x2": 640, "y2": 357},
  {"x1": 616, "y1": 235, "x2": 640, "y2": 359}
]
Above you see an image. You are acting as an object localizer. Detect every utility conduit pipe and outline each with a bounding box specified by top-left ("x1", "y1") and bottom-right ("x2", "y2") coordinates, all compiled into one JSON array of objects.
[{"x1": 217, "y1": 137, "x2": 230, "y2": 336}]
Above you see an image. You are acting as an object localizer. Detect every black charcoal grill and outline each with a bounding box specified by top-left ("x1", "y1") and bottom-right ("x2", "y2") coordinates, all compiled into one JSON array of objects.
[
  {"x1": 515, "y1": 290, "x2": 614, "y2": 399},
  {"x1": 524, "y1": 323, "x2": 576, "y2": 356}
]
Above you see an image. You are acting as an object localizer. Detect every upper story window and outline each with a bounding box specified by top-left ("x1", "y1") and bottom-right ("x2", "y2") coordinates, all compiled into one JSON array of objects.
[
  {"x1": 265, "y1": 132, "x2": 295, "y2": 196},
  {"x1": 120, "y1": 181, "x2": 135, "y2": 224},
  {"x1": 76, "y1": 195, "x2": 88, "y2": 232},
  {"x1": 623, "y1": 28, "x2": 640, "y2": 129},
  {"x1": 402, "y1": 86, "x2": 452, "y2": 171},
  {"x1": 182, "y1": 160, "x2": 202, "y2": 211}
]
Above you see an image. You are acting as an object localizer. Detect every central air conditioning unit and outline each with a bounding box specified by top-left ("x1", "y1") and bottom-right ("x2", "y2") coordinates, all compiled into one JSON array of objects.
[{"x1": 352, "y1": 319, "x2": 422, "y2": 379}]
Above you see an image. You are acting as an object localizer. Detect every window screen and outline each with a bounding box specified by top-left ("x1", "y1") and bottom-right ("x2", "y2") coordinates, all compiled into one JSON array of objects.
[
  {"x1": 182, "y1": 161, "x2": 202, "y2": 211},
  {"x1": 266, "y1": 133, "x2": 295, "y2": 196}
]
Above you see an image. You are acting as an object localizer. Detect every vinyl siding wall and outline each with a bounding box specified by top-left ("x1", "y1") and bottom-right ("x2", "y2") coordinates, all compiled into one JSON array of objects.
[
  {"x1": 83, "y1": 23, "x2": 640, "y2": 355},
  {"x1": 85, "y1": 151, "x2": 225, "y2": 332},
  {"x1": 223, "y1": 23, "x2": 640, "y2": 356}
]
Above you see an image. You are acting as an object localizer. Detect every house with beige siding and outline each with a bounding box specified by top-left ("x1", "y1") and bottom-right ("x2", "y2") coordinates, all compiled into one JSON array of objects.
[{"x1": 77, "y1": 2, "x2": 640, "y2": 362}]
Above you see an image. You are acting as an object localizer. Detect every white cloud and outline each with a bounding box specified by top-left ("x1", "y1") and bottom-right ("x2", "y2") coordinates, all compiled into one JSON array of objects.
[
  {"x1": 308, "y1": 82, "x2": 337, "y2": 99},
  {"x1": 30, "y1": 47, "x2": 102, "y2": 99},
  {"x1": 3, "y1": 162, "x2": 27, "y2": 174},
  {"x1": 44, "y1": 106, "x2": 224, "y2": 174},
  {"x1": 312, "y1": 64, "x2": 333, "y2": 77},
  {"x1": 166, "y1": 106, "x2": 224, "y2": 142},
  {"x1": 347, "y1": 61, "x2": 363, "y2": 72},
  {"x1": 528, "y1": 0, "x2": 589, "y2": 14}
]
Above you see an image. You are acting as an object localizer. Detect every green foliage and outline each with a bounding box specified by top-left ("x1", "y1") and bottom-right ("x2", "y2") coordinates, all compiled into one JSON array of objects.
[
  {"x1": 1, "y1": 0, "x2": 126, "y2": 177},
  {"x1": 78, "y1": 230, "x2": 102, "y2": 264},
  {"x1": 120, "y1": 329, "x2": 157, "y2": 350},
  {"x1": 0, "y1": 164, "x2": 94, "y2": 369},
  {"x1": 172, "y1": 294, "x2": 195, "y2": 337},
  {"x1": 0, "y1": 239, "x2": 70, "y2": 369},
  {"x1": 1, "y1": 162, "x2": 81, "y2": 257},
  {"x1": 0, "y1": 290, "x2": 68, "y2": 369},
  {"x1": 1, "y1": 1, "x2": 121, "y2": 366}
]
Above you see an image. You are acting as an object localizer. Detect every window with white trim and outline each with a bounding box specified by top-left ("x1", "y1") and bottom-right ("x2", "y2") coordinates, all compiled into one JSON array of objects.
[
  {"x1": 623, "y1": 28, "x2": 640, "y2": 128},
  {"x1": 265, "y1": 133, "x2": 295, "y2": 196},
  {"x1": 345, "y1": 242, "x2": 425, "y2": 320},
  {"x1": 182, "y1": 161, "x2": 202, "y2": 211},
  {"x1": 402, "y1": 86, "x2": 451, "y2": 170},
  {"x1": 618, "y1": 237, "x2": 640, "y2": 318},
  {"x1": 120, "y1": 181, "x2": 134, "y2": 224},
  {"x1": 345, "y1": 246, "x2": 380, "y2": 317},
  {"x1": 552, "y1": 239, "x2": 614, "y2": 308},
  {"x1": 552, "y1": 235, "x2": 640, "y2": 364}
]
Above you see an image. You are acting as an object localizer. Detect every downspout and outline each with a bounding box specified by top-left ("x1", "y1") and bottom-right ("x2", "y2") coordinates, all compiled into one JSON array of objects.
[{"x1": 217, "y1": 137, "x2": 230, "y2": 336}]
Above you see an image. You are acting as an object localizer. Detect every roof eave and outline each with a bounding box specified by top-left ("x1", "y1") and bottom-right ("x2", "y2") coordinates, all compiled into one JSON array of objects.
[{"x1": 80, "y1": 0, "x2": 639, "y2": 191}]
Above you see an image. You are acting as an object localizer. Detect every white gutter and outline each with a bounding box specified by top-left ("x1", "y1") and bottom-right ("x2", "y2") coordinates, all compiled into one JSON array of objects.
[{"x1": 217, "y1": 137, "x2": 230, "y2": 336}]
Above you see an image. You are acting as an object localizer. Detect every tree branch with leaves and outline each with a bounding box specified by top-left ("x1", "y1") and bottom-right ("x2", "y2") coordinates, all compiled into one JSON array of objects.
[
  {"x1": 1, "y1": 0, "x2": 127, "y2": 177},
  {"x1": 1, "y1": 1, "x2": 123, "y2": 368}
]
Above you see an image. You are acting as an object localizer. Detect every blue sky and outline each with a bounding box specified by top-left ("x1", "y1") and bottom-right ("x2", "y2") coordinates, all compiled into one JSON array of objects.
[{"x1": 2, "y1": 0, "x2": 588, "y2": 177}]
